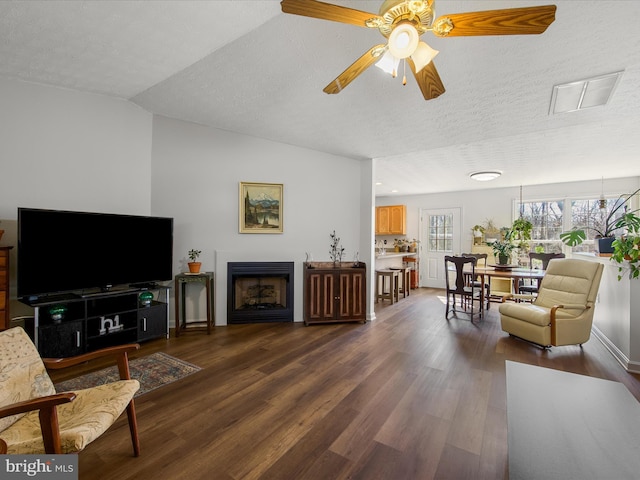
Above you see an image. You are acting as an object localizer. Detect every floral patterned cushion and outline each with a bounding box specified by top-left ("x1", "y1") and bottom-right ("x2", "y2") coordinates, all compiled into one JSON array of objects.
[
  {"x1": 0, "y1": 326, "x2": 140, "y2": 454},
  {"x1": 0, "y1": 381, "x2": 139, "y2": 454},
  {"x1": 0, "y1": 327, "x2": 56, "y2": 432}
]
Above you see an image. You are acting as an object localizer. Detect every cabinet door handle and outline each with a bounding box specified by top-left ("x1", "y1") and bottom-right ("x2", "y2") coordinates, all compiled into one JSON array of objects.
[
  {"x1": 75, "y1": 331, "x2": 81, "y2": 348},
  {"x1": 143, "y1": 317, "x2": 147, "y2": 331}
]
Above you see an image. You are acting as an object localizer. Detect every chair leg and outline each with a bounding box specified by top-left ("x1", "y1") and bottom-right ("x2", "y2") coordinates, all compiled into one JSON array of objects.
[{"x1": 126, "y1": 400, "x2": 140, "y2": 457}]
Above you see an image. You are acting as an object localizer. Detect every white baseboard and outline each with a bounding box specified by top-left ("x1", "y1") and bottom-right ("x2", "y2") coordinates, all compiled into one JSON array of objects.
[{"x1": 591, "y1": 325, "x2": 640, "y2": 372}]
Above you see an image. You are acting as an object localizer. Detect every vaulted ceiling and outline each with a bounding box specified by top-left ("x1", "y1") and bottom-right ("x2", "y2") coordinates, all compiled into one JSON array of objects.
[{"x1": 1, "y1": 1, "x2": 639, "y2": 196}]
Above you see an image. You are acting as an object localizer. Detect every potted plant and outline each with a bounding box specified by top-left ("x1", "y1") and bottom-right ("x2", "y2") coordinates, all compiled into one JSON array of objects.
[
  {"x1": 560, "y1": 187, "x2": 640, "y2": 253},
  {"x1": 393, "y1": 238, "x2": 407, "y2": 252},
  {"x1": 611, "y1": 211, "x2": 640, "y2": 280},
  {"x1": 187, "y1": 249, "x2": 202, "y2": 273},
  {"x1": 487, "y1": 229, "x2": 518, "y2": 265}
]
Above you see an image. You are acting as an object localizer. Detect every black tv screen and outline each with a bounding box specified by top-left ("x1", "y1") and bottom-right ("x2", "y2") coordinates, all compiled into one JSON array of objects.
[{"x1": 18, "y1": 208, "x2": 173, "y2": 299}]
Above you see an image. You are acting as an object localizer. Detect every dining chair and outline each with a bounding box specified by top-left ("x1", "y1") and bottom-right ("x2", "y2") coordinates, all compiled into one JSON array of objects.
[
  {"x1": 518, "y1": 252, "x2": 565, "y2": 295},
  {"x1": 462, "y1": 252, "x2": 491, "y2": 310},
  {"x1": 445, "y1": 255, "x2": 483, "y2": 322}
]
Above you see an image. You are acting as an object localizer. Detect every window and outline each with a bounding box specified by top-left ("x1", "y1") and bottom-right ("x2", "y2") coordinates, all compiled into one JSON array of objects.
[
  {"x1": 517, "y1": 195, "x2": 626, "y2": 254},
  {"x1": 519, "y1": 201, "x2": 564, "y2": 253},
  {"x1": 428, "y1": 214, "x2": 453, "y2": 252}
]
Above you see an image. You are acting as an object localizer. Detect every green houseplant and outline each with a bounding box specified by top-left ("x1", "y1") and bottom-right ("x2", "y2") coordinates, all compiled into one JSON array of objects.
[
  {"x1": 188, "y1": 249, "x2": 202, "y2": 273},
  {"x1": 560, "y1": 187, "x2": 640, "y2": 252},
  {"x1": 487, "y1": 229, "x2": 518, "y2": 265},
  {"x1": 511, "y1": 218, "x2": 533, "y2": 250},
  {"x1": 611, "y1": 212, "x2": 640, "y2": 280}
]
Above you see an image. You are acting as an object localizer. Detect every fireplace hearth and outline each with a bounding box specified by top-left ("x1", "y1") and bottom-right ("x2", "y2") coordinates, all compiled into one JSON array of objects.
[{"x1": 227, "y1": 262, "x2": 294, "y2": 324}]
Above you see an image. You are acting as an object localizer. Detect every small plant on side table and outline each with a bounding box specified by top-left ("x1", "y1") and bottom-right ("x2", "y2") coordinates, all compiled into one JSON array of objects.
[{"x1": 188, "y1": 249, "x2": 202, "y2": 273}]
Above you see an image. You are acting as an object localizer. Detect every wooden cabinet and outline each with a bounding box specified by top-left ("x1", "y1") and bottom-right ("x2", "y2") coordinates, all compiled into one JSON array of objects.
[
  {"x1": 375, "y1": 205, "x2": 406, "y2": 235},
  {"x1": 0, "y1": 247, "x2": 12, "y2": 330},
  {"x1": 303, "y1": 262, "x2": 366, "y2": 325}
]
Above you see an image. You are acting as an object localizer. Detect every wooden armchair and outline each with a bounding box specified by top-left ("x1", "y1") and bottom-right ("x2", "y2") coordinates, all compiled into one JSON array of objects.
[{"x1": 0, "y1": 326, "x2": 140, "y2": 455}]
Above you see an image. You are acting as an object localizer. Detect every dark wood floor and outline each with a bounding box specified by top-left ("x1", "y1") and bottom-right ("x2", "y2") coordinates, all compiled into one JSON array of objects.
[{"x1": 51, "y1": 288, "x2": 640, "y2": 480}]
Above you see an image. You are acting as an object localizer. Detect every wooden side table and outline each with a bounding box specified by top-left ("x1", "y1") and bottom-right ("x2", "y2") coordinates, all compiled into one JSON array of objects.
[{"x1": 174, "y1": 272, "x2": 214, "y2": 336}]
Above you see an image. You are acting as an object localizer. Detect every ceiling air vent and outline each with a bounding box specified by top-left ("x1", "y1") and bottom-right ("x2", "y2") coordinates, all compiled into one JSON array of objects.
[{"x1": 549, "y1": 71, "x2": 623, "y2": 115}]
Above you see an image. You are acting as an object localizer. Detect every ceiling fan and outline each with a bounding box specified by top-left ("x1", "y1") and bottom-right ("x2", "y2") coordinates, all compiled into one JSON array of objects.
[{"x1": 280, "y1": 0, "x2": 556, "y2": 100}]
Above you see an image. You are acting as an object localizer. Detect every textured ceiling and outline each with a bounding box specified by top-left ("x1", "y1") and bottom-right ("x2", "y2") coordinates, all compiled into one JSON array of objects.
[{"x1": 1, "y1": 1, "x2": 639, "y2": 196}]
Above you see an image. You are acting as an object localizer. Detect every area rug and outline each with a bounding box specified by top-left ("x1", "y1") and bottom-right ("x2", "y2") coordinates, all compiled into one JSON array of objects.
[{"x1": 54, "y1": 352, "x2": 201, "y2": 397}]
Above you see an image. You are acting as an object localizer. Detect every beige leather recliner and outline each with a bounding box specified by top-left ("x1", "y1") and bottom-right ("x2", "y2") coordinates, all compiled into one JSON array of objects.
[{"x1": 499, "y1": 258, "x2": 604, "y2": 348}]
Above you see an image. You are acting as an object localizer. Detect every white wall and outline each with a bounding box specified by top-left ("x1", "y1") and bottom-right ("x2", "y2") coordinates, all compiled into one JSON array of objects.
[
  {"x1": 0, "y1": 78, "x2": 153, "y2": 317},
  {"x1": 150, "y1": 115, "x2": 371, "y2": 325},
  {"x1": 0, "y1": 78, "x2": 153, "y2": 219}
]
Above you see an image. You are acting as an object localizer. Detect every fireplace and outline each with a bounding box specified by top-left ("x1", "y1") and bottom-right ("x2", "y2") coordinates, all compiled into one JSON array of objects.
[{"x1": 227, "y1": 262, "x2": 294, "y2": 324}]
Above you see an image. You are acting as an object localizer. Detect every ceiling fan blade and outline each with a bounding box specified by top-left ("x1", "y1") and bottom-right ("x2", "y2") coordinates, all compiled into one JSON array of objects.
[
  {"x1": 281, "y1": 0, "x2": 381, "y2": 28},
  {"x1": 323, "y1": 44, "x2": 386, "y2": 95},
  {"x1": 432, "y1": 5, "x2": 556, "y2": 37},
  {"x1": 407, "y1": 58, "x2": 445, "y2": 101}
]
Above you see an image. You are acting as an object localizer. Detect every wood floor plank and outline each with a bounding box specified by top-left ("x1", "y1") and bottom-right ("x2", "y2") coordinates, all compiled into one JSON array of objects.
[{"x1": 42, "y1": 286, "x2": 640, "y2": 480}]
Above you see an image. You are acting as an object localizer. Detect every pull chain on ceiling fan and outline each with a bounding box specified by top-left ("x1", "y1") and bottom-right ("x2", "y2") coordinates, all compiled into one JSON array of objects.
[{"x1": 280, "y1": 0, "x2": 556, "y2": 100}]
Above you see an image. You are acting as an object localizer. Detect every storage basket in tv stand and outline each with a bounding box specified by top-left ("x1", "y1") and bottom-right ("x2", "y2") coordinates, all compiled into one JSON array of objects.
[{"x1": 27, "y1": 287, "x2": 169, "y2": 358}]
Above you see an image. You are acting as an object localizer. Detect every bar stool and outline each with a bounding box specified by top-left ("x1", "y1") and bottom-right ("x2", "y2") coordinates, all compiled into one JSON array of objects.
[
  {"x1": 392, "y1": 266, "x2": 411, "y2": 298},
  {"x1": 403, "y1": 256, "x2": 419, "y2": 289},
  {"x1": 376, "y1": 269, "x2": 400, "y2": 304}
]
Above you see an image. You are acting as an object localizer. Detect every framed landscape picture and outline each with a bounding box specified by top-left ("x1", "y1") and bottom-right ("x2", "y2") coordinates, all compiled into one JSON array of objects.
[{"x1": 239, "y1": 182, "x2": 283, "y2": 233}]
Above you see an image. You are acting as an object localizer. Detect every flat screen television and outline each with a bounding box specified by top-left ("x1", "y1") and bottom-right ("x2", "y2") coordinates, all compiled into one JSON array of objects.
[{"x1": 18, "y1": 208, "x2": 174, "y2": 300}]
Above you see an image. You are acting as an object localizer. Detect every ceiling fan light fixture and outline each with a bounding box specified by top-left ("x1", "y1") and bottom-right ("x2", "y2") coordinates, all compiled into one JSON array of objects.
[
  {"x1": 469, "y1": 171, "x2": 502, "y2": 182},
  {"x1": 388, "y1": 23, "x2": 419, "y2": 59},
  {"x1": 411, "y1": 41, "x2": 439, "y2": 72},
  {"x1": 375, "y1": 50, "x2": 400, "y2": 76}
]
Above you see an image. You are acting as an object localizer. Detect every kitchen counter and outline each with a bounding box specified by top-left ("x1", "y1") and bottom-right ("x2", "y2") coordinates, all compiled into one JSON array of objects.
[
  {"x1": 375, "y1": 252, "x2": 416, "y2": 271},
  {"x1": 375, "y1": 252, "x2": 416, "y2": 259}
]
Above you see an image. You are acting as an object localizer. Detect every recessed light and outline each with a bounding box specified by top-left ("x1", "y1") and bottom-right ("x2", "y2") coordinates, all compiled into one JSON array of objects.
[{"x1": 469, "y1": 171, "x2": 502, "y2": 181}]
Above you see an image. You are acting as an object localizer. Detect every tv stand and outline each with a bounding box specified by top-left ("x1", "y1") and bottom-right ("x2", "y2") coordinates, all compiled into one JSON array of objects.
[
  {"x1": 130, "y1": 281, "x2": 158, "y2": 290},
  {"x1": 25, "y1": 286, "x2": 169, "y2": 357}
]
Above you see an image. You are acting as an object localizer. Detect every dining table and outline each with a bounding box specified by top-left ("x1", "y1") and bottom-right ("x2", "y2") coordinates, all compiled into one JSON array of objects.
[{"x1": 471, "y1": 266, "x2": 546, "y2": 305}]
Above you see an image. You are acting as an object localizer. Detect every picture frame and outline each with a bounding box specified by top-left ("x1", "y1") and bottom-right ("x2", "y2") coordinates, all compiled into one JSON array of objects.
[{"x1": 239, "y1": 182, "x2": 283, "y2": 234}]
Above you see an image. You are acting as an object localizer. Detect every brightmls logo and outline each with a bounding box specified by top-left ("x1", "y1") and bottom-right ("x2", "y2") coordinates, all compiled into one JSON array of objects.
[{"x1": 1, "y1": 455, "x2": 77, "y2": 479}]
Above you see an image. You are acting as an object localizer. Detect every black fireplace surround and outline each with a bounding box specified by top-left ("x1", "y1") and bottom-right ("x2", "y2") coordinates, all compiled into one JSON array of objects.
[{"x1": 227, "y1": 262, "x2": 294, "y2": 324}]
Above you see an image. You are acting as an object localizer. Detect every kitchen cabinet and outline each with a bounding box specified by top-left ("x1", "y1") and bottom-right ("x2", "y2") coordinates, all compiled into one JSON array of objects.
[{"x1": 375, "y1": 205, "x2": 406, "y2": 235}]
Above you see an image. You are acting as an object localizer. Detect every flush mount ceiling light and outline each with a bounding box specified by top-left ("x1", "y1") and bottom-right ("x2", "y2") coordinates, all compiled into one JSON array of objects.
[
  {"x1": 470, "y1": 171, "x2": 502, "y2": 182},
  {"x1": 549, "y1": 71, "x2": 623, "y2": 115}
]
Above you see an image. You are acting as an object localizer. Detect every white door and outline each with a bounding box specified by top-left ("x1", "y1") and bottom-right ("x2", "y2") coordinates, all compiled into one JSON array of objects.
[{"x1": 420, "y1": 208, "x2": 461, "y2": 288}]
